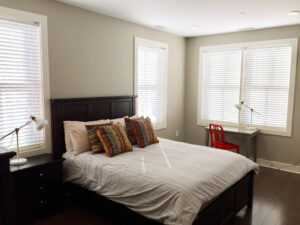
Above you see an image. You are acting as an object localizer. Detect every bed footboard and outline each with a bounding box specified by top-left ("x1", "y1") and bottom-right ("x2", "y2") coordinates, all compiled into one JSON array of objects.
[
  {"x1": 193, "y1": 171, "x2": 254, "y2": 225},
  {"x1": 65, "y1": 171, "x2": 254, "y2": 225}
]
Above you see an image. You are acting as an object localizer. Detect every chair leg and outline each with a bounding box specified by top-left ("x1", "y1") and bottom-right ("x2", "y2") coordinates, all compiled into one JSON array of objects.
[{"x1": 236, "y1": 146, "x2": 240, "y2": 154}]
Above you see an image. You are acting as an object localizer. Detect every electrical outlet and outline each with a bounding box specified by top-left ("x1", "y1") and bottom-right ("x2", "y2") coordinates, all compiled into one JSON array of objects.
[{"x1": 176, "y1": 130, "x2": 179, "y2": 137}]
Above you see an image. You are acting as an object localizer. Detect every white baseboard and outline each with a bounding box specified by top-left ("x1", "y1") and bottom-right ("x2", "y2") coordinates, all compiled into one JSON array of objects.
[{"x1": 256, "y1": 158, "x2": 300, "y2": 174}]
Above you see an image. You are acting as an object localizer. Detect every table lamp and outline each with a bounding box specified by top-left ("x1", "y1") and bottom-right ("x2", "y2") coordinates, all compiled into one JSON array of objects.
[
  {"x1": 235, "y1": 101, "x2": 260, "y2": 126},
  {"x1": 0, "y1": 116, "x2": 48, "y2": 166}
]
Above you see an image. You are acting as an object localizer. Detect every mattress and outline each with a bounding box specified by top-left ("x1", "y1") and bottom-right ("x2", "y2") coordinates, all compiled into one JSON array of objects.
[{"x1": 63, "y1": 137, "x2": 259, "y2": 225}]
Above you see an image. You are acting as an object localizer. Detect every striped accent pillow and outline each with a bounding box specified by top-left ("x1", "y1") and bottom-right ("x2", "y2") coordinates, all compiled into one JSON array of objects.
[
  {"x1": 96, "y1": 123, "x2": 133, "y2": 157},
  {"x1": 86, "y1": 122, "x2": 113, "y2": 153},
  {"x1": 130, "y1": 117, "x2": 159, "y2": 148},
  {"x1": 124, "y1": 116, "x2": 143, "y2": 145}
]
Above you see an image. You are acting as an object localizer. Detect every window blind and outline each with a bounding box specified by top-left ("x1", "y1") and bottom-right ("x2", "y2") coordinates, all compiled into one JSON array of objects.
[
  {"x1": 0, "y1": 18, "x2": 44, "y2": 151},
  {"x1": 201, "y1": 49, "x2": 242, "y2": 124},
  {"x1": 241, "y1": 45, "x2": 292, "y2": 130},
  {"x1": 137, "y1": 45, "x2": 165, "y2": 126}
]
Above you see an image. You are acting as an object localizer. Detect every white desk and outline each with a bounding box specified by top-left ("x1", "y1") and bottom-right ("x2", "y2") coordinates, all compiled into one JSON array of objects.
[{"x1": 204, "y1": 126, "x2": 259, "y2": 162}]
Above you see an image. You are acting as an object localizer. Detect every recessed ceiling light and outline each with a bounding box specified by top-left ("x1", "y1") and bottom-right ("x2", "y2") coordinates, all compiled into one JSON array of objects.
[
  {"x1": 238, "y1": 27, "x2": 255, "y2": 31},
  {"x1": 192, "y1": 26, "x2": 199, "y2": 30},
  {"x1": 289, "y1": 10, "x2": 300, "y2": 15},
  {"x1": 154, "y1": 25, "x2": 166, "y2": 30}
]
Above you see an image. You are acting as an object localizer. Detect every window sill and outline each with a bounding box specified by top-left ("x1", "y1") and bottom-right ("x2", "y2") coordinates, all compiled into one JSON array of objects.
[
  {"x1": 153, "y1": 122, "x2": 167, "y2": 131},
  {"x1": 18, "y1": 147, "x2": 49, "y2": 158}
]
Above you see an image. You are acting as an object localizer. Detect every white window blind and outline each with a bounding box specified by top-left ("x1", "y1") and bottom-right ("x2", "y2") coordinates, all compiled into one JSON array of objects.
[
  {"x1": 0, "y1": 18, "x2": 44, "y2": 151},
  {"x1": 201, "y1": 49, "x2": 242, "y2": 124},
  {"x1": 135, "y1": 38, "x2": 167, "y2": 129},
  {"x1": 198, "y1": 39, "x2": 297, "y2": 136},
  {"x1": 241, "y1": 46, "x2": 292, "y2": 131}
]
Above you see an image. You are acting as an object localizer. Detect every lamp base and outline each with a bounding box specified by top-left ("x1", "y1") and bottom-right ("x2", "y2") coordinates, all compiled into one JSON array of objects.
[
  {"x1": 246, "y1": 125, "x2": 257, "y2": 130},
  {"x1": 10, "y1": 158, "x2": 28, "y2": 166}
]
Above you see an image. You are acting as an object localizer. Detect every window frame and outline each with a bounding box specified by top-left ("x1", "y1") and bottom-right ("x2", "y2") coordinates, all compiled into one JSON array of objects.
[
  {"x1": 134, "y1": 37, "x2": 168, "y2": 130},
  {"x1": 0, "y1": 6, "x2": 51, "y2": 156},
  {"x1": 197, "y1": 38, "x2": 298, "y2": 136}
]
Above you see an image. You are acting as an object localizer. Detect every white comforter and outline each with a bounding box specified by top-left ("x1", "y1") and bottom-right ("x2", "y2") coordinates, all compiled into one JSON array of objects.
[{"x1": 63, "y1": 138, "x2": 259, "y2": 225}]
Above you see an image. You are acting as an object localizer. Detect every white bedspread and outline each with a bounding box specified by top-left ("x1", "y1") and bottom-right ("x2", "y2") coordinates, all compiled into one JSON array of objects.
[{"x1": 63, "y1": 138, "x2": 259, "y2": 225}]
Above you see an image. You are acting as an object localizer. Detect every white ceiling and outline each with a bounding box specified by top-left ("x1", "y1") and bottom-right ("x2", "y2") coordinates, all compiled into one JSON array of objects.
[{"x1": 58, "y1": 0, "x2": 300, "y2": 37}]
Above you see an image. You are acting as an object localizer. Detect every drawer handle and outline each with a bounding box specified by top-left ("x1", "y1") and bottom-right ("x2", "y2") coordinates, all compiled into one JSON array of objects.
[
  {"x1": 39, "y1": 173, "x2": 44, "y2": 177},
  {"x1": 40, "y1": 186, "x2": 44, "y2": 191}
]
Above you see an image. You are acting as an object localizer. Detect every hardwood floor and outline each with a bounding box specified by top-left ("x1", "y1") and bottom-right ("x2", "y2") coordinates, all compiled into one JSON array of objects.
[
  {"x1": 34, "y1": 167, "x2": 300, "y2": 225},
  {"x1": 232, "y1": 167, "x2": 300, "y2": 225}
]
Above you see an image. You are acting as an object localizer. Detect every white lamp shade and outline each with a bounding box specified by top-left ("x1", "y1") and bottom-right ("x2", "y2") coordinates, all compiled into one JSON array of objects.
[
  {"x1": 33, "y1": 118, "x2": 48, "y2": 131},
  {"x1": 234, "y1": 104, "x2": 242, "y2": 110}
]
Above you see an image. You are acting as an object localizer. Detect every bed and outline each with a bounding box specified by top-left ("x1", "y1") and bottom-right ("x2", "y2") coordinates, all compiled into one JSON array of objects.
[{"x1": 51, "y1": 95, "x2": 258, "y2": 225}]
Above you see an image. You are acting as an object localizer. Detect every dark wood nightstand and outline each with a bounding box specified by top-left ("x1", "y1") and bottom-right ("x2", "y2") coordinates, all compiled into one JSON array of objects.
[{"x1": 10, "y1": 154, "x2": 64, "y2": 224}]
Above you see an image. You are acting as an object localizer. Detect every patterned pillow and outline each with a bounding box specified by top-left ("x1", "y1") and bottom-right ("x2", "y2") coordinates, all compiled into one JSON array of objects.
[
  {"x1": 124, "y1": 116, "x2": 143, "y2": 145},
  {"x1": 96, "y1": 123, "x2": 133, "y2": 157},
  {"x1": 86, "y1": 123, "x2": 113, "y2": 153},
  {"x1": 130, "y1": 117, "x2": 159, "y2": 148}
]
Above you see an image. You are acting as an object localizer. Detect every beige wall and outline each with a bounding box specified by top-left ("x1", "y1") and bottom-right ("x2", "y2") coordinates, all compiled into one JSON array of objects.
[
  {"x1": 185, "y1": 25, "x2": 300, "y2": 164},
  {"x1": 0, "y1": 0, "x2": 186, "y2": 144}
]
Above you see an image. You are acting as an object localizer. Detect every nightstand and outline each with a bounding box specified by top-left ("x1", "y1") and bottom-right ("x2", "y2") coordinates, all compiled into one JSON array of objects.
[{"x1": 10, "y1": 154, "x2": 64, "y2": 224}]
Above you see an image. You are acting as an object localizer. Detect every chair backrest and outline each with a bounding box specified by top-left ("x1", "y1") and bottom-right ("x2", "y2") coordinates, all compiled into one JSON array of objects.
[{"x1": 209, "y1": 124, "x2": 225, "y2": 147}]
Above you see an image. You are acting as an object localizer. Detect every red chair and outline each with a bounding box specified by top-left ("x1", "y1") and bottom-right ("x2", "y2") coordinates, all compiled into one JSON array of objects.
[{"x1": 209, "y1": 124, "x2": 240, "y2": 154}]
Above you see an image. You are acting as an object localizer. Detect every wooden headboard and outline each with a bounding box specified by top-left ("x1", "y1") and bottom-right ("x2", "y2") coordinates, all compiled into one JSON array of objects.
[{"x1": 50, "y1": 96, "x2": 136, "y2": 158}]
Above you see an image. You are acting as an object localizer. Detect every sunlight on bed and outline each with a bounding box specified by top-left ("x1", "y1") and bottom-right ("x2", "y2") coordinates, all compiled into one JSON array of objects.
[
  {"x1": 159, "y1": 143, "x2": 172, "y2": 168},
  {"x1": 141, "y1": 156, "x2": 146, "y2": 173}
]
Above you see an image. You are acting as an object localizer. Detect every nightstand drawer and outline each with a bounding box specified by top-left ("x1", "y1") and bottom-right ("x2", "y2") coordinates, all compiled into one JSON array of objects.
[
  {"x1": 17, "y1": 189, "x2": 63, "y2": 219},
  {"x1": 14, "y1": 163, "x2": 63, "y2": 198},
  {"x1": 16, "y1": 182, "x2": 63, "y2": 202}
]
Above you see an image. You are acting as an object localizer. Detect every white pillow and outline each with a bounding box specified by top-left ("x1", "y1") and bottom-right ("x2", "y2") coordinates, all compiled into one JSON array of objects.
[
  {"x1": 111, "y1": 115, "x2": 140, "y2": 131},
  {"x1": 111, "y1": 116, "x2": 128, "y2": 130},
  {"x1": 63, "y1": 119, "x2": 110, "y2": 155},
  {"x1": 64, "y1": 121, "x2": 82, "y2": 151}
]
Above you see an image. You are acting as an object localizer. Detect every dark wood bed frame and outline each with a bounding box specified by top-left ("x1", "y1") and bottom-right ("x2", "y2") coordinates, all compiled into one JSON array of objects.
[{"x1": 49, "y1": 95, "x2": 254, "y2": 225}]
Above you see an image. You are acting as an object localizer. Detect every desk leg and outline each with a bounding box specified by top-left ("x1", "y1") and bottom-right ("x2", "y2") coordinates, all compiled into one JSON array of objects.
[
  {"x1": 247, "y1": 135, "x2": 257, "y2": 162},
  {"x1": 253, "y1": 135, "x2": 257, "y2": 162},
  {"x1": 246, "y1": 137, "x2": 251, "y2": 159},
  {"x1": 205, "y1": 130, "x2": 209, "y2": 147}
]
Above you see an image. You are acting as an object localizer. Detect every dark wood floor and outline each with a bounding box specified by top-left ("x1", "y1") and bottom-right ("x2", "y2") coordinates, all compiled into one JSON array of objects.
[{"x1": 34, "y1": 167, "x2": 300, "y2": 225}]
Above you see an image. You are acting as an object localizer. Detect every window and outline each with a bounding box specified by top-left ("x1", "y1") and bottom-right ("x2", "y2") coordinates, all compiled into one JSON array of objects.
[
  {"x1": 134, "y1": 37, "x2": 168, "y2": 130},
  {"x1": 0, "y1": 7, "x2": 50, "y2": 153},
  {"x1": 198, "y1": 39, "x2": 298, "y2": 136}
]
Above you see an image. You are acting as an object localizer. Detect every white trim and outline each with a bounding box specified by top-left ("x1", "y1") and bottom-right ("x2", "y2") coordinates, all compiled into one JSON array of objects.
[
  {"x1": 286, "y1": 39, "x2": 298, "y2": 137},
  {"x1": 197, "y1": 47, "x2": 204, "y2": 128},
  {"x1": 197, "y1": 38, "x2": 298, "y2": 137},
  {"x1": 198, "y1": 38, "x2": 298, "y2": 51},
  {"x1": 257, "y1": 158, "x2": 300, "y2": 175},
  {"x1": 134, "y1": 37, "x2": 168, "y2": 130},
  {"x1": 0, "y1": 6, "x2": 51, "y2": 156}
]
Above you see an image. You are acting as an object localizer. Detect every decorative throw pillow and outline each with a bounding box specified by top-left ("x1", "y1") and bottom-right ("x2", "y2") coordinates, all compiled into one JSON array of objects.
[
  {"x1": 86, "y1": 122, "x2": 113, "y2": 154},
  {"x1": 124, "y1": 116, "x2": 143, "y2": 145},
  {"x1": 96, "y1": 123, "x2": 133, "y2": 157},
  {"x1": 130, "y1": 117, "x2": 159, "y2": 148}
]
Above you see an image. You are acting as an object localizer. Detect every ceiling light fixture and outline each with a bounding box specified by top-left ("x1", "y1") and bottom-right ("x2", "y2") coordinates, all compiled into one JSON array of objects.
[
  {"x1": 192, "y1": 26, "x2": 199, "y2": 30},
  {"x1": 154, "y1": 25, "x2": 166, "y2": 30},
  {"x1": 238, "y1": 27, "x2": 255, "y2": 31},
  {"x1": 289, "y1": 10, "x2": 300, "y2": 15}
]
